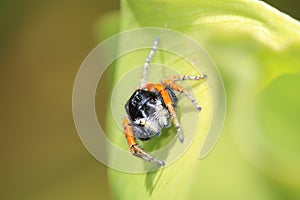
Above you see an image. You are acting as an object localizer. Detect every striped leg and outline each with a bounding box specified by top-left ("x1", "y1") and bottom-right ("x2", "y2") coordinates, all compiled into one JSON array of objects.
[
  {"x1": 162, "y1": 74, "x2": 207, "y2": 82},
  {"x1": 123, "y1": 117, "x2": 165, "y2": 166},
  {"x1": 162, "y1": 75, "x2": 207, "y2": 110},
  {"x1": 139, "y1": 38, "x2": 159, "y2": 88}
]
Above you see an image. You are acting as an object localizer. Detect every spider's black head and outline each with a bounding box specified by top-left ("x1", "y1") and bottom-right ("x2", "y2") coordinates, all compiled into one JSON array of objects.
[{"x1": 125, "y1": 89, "x2": 158, "y2": 121}]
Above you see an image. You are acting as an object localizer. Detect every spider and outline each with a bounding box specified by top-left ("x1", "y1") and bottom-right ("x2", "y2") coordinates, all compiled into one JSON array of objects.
[{"x1": 123, "y1": 38, "x2": 207, "y2": 166}]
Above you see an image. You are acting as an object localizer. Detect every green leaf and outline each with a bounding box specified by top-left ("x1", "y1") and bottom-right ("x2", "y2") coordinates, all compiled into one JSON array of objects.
[{"x1": 104, "y1": 0, "x2": 300, "y2": 199}]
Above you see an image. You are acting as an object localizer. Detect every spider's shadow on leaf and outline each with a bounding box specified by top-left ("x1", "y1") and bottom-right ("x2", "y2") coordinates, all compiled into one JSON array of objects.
[
  {"x1": 141, "y1": 126, "x2": 175, "y2": 196},
  {"x1": 139, "y1": 105, "x2": 182, "y2": 195}
]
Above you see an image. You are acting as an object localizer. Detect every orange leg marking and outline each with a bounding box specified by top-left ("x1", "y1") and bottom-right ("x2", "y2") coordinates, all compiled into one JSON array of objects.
[
  {"x1": 154, "y1": 83, "x2": 184, "y2": 143},
  {"x1": 144, "y1": 83, "x2": 156, "y2": 92},
  {"x1": 123, "y1": 118, "x2": 137, "y2": 150},
  {"x1": 123, "y1": 117, "x2": 165, "y2": 166}
]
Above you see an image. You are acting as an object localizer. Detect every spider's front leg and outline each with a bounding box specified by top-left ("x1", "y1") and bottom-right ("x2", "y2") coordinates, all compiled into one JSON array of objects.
[{"x1": 123, "y1": 117, "x2": 165, "y2": 166}]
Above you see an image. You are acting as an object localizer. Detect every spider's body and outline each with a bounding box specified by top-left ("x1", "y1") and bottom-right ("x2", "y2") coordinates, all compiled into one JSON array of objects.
[
  {"x1": 123, "y1": 38, "x2": 206, "y2": 166},
  {"x1": 126, "y1": 87, "x2": 177, "y2": 140}
]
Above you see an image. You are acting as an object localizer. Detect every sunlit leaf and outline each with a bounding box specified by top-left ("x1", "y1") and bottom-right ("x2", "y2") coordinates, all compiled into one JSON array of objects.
[{"x1": 104, "y1": 0, "x2": 300, "y2": 199}]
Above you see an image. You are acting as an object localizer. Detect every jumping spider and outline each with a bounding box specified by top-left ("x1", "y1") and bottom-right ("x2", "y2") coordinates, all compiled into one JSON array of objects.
[{"x1": 123, "y1": 38, "x2": 206, "y2": 166}]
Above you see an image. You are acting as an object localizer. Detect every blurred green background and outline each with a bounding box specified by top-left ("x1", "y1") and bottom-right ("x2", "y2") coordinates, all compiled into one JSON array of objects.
[
  {"x1": 0, "y1": 1, "x2": 119, "y2": 199},
  {"x1": 0, "y1": 0, "x2": 300, "y2": 200}
]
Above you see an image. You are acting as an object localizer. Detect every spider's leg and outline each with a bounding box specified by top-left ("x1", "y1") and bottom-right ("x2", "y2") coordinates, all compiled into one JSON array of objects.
[
  {"x1": 154, "y1": 84, "x2": 184, "y2": 143},
  {"x1": 139, "y1": 38, "x2": 159, "y2": 88},
  {"x1": 123, "y1": 117, "x2": 165, "y2": 166},
  {"x1": 162, "y1": 80, "x2": 201, "y2": 111},
  {"x1": 166, "y1": 103, "x2": 184, "y2": 143},
  {"x1": 162, "y1": 74, "x2": 207, "y2": 110},
  {"x1": 162, "y1": 74, "x2": 207, "y2": 82}
]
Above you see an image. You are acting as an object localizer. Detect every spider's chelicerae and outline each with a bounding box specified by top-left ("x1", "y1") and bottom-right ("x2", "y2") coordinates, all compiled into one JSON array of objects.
[{"x1": 124, "y1": 38, "x2": 207, "y2": 166}]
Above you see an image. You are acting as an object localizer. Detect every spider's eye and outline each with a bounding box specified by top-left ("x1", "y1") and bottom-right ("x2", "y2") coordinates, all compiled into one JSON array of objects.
[
  {"x1": 131, "y1": 101, "x2": 136, "y2": 107},
  {"x1": 134, "y1": 94, "x2": 142, "y2": 102}
]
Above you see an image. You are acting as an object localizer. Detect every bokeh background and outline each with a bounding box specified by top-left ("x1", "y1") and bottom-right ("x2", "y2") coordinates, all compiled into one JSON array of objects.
[{"x1": 0, "y1": 0, "x2": 299, "y2": 200}]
